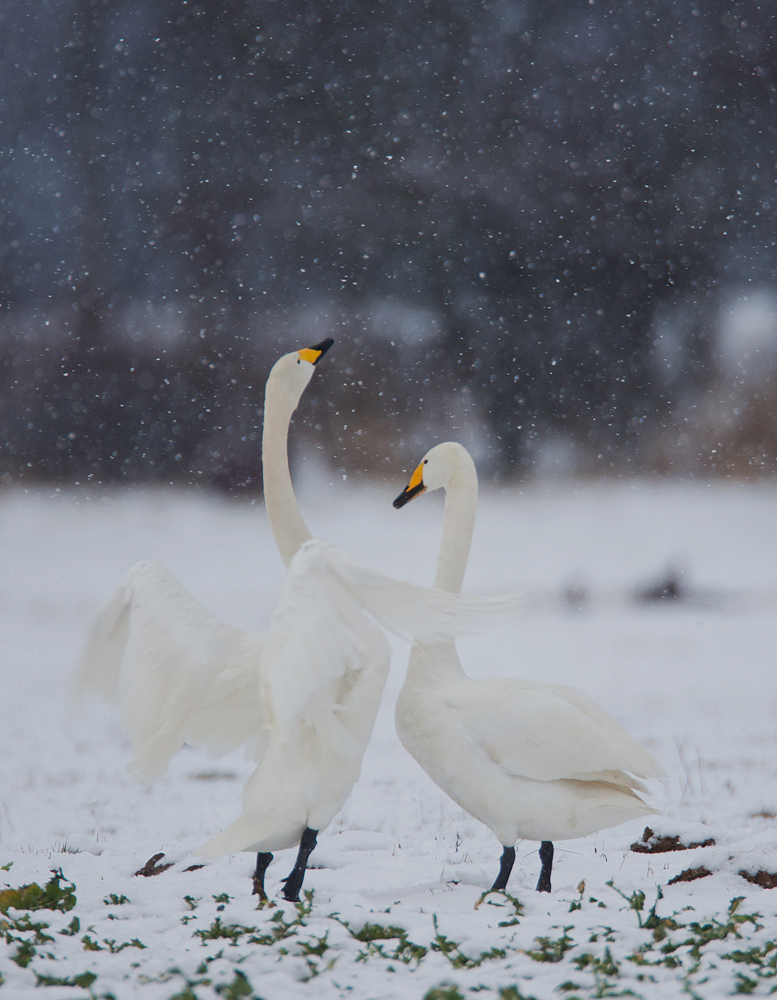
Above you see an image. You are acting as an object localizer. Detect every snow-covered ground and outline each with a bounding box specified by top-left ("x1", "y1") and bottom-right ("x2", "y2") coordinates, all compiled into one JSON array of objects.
[{"x1": 2, "y1": 472, "x2": 777, "y2": 998}]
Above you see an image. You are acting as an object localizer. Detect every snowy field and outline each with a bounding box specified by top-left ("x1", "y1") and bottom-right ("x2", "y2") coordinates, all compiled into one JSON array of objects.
[{"x1": 2, "y1": 472, "x2": 777, "y2": 999}]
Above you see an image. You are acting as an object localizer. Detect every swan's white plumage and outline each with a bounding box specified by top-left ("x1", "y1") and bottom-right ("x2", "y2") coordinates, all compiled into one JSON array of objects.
[
  {"x1": 76, "y1": 354, "x2": 518, "y2": 870},
  {"x1": 193, "y1": 537, "x2": 519, "y2": 859},
  {"x1": 446, "y1": 679, "x2": 663, "y2": 785},
  {"x1": 77, "y1": 558, "x2": 266, "y2": 784},
  {"x1": 259, "y1": 538, "x2": 515, "y2": 752},
  {"x1": 76, "y1": 536, "x2": 518, "y2": 784},
  {"x1": 394, "y1": 442, "x2": 664, "y2": 859}
]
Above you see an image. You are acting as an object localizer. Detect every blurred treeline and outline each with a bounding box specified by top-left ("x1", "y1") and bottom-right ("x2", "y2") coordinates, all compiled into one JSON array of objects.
[{"x1": 2, "y1": 0, "x2": 777, "y2": 489}]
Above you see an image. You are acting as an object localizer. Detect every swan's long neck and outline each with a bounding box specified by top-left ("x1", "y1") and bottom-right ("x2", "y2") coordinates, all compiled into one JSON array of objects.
[
  {"x1": 433, "y1": 455, "x2": 478, "y2": 596},
  {"x1": 262, "y1": 379, "x2": 313, "y2": 568},
  {"x1": 406, "y1": 450, "x2": 478, "y2": 683}
]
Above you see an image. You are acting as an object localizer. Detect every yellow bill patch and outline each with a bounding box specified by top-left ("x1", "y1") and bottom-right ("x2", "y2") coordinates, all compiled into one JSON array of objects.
[
  {"x1": 407, "y1": 461, "x2": 425, "y2": 491},
  {"x1": 297, "y1": 347, "x2": 322, "y2": 365}
]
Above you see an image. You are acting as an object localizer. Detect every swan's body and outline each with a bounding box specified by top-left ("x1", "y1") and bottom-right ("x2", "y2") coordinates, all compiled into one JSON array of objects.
[
  {"x1": 81, "y1": 539, "x2": 392, "y2": 854},
  {"x1": 393, "y1": 442, "x2": 664, "y2": 893},
  {"x1": 77, "y1": 347, "x2": 512, "y2": 900},
  {"x1": 78, "y1": 339, "x2": 358, "y2": 897}
]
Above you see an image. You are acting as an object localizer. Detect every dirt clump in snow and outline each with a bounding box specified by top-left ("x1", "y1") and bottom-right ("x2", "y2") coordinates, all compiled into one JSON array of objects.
[
  {"x1": 668, "y1": 866, "x2": 713, "y2": 884},
  {"x1": 739, "y1": 869, "x2": 777, "y2": 889},
  {"x1": 630, "y1": 827, "x2": 716, "y2": 854},
  {"x1": 133, "y1": 853, "x2": 174, "y2": 877}
]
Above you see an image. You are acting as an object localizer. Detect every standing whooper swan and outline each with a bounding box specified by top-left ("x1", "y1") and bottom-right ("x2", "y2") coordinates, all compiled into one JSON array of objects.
[
  {"x1": 392, "y1": 442, "x2": 665, "y2": 894},
  {"x1": 77, "y1": 345, "x2": 513, "y2": 902}
]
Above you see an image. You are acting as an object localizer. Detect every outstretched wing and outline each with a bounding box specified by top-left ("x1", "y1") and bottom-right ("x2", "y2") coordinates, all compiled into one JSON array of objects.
[
  {"x1": 76, "y1": 560, "x2": 266, "y2": 783},
  {"x1": 332, "y1": 545, "x2": 521, "y2": 643},
  {"x1": 262, "y1": 539, "x2": 519, "y2": 746},
  {"x1": 446, "y1": 678, "x2": 665, "y2": 787}
]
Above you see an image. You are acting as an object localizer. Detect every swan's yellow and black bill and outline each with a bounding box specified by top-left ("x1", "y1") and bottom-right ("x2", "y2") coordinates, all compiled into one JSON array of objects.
[
  {"x1": 298, "y1": 338, "x2": 334, "y2": 366},
  {"x1": 393, "y1": 461, "x2": 426, "y2": 509}
]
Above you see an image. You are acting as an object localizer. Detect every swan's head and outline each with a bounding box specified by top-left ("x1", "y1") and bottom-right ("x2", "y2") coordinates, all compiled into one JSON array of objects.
[
  {"x1": 266, "y1": 338, "x2": 334, "y2": 405},
  {"x1": 393, "y1": 442, "x2": 471, "y2": 508}
]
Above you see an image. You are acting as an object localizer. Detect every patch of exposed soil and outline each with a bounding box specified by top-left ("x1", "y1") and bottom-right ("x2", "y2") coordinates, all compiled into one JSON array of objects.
[
  {"x1": 631, "y1": 827, "x2": 716, "y2": 854},
  {"x1": 668, "y1": 866, "x2": 713, "y2": 885},
  {"x1": 740, "y1": 869, "x2": 777, "y2": 889}
]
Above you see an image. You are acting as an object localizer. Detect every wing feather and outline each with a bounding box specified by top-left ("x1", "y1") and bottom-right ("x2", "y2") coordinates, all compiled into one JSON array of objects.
[
  {"x1": 76, "y1": 560, "x2": 266, "y2": 782},
  {"x1": 261, "y1": 545, "x2": 386, "y2": 752},
  {"x1": 331, "y1": 546, "x2": 521, "y2": 642},
  {"x1": 262, "y1": 539, "x2": 519, "y2": 744},
  {"x1": 445, "y1": 679, "x2": 665, "y2": 784},
  {"x1": 77, "y1": 542, "x2": 521, "y2": 783}
]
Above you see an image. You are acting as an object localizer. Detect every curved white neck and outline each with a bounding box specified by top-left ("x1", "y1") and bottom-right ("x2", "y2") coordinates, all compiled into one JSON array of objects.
[
  {"x1": 262, "y1": 380, "x2": 313, "y2": 568},
  {"x1": 406, "y1": 449, "x2": 478, "y2": 683},
  {"x1": 433, "y1": 452, "x2": 478, "y2": 595}
]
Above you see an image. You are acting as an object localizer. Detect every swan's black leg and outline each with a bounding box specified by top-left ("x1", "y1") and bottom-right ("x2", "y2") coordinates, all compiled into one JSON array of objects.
[
  {"x1": 489, "y1": 845, "x2": 516, "y2": 892},
  {"x1": 281, "y1": 828, "x2": 318, "y2": 902},
  {"x1": 536, "y1": 841, "x2": 554, "y2": 892},
  {"x1": 251, "y1": 852, "x2": 273, "y2": 901}
]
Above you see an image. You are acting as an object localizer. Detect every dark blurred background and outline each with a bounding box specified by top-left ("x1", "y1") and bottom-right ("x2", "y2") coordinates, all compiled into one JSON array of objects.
[{"x1": 2, "y1": 0, "x2": 776, "y2": 490}]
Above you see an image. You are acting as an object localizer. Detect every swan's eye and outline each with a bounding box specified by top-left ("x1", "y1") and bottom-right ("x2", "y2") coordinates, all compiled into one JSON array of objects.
[{"x1": 423, "y1": 459, "x2": 427, "y2": 464}]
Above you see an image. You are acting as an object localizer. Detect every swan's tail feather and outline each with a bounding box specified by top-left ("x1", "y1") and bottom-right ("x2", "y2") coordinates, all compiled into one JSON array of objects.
[
  {"x1": 197, "y1": 823, "x2": 254, "y2": 860},
  {"x1": 570, "y1": 769, "x2": 652, "y2": 795},
  {"x1": 196, "y1": 814, "x2": 297, "y2": 859}
]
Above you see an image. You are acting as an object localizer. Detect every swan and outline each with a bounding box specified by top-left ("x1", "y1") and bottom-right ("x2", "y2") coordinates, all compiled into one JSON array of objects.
[
  {"x1": 392, "y1": 442, "x2": 665, "y2": 894},
  {"x1": 77, "y1": 345, "x2": 513, "y2": 902}
]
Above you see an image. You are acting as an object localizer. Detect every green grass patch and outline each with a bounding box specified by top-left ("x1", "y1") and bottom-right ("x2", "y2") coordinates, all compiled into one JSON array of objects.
[
  {"x1": 0, "y1": 869, "x2": 76, "y2": 914},
  {"x1": 34, "y1": 970, "x2": 97, "y2": 988},
  {"x1": 526, "y1": 926, "x2": 575, "y2": 963},
  {"x1": 2, "y1": 868, "x2": 777, "y2": 999}
]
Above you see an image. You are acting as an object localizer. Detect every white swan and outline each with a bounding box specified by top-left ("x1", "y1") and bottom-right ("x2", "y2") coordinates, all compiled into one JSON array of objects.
[
  {"x1": 392, "y1": 442, "x2": 665, "y2": 893},
  {"x1": 77, "y1": 345, "x2": 513, "y2": 902}
]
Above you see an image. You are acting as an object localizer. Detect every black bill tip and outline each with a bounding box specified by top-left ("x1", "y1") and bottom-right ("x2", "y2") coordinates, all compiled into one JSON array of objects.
[
  {"x1": 393, "y1": 482, "x2": 425, "y2": 509},
  {"x1": 310, "y1": 338, "x2": 334, "y2": 363}
]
